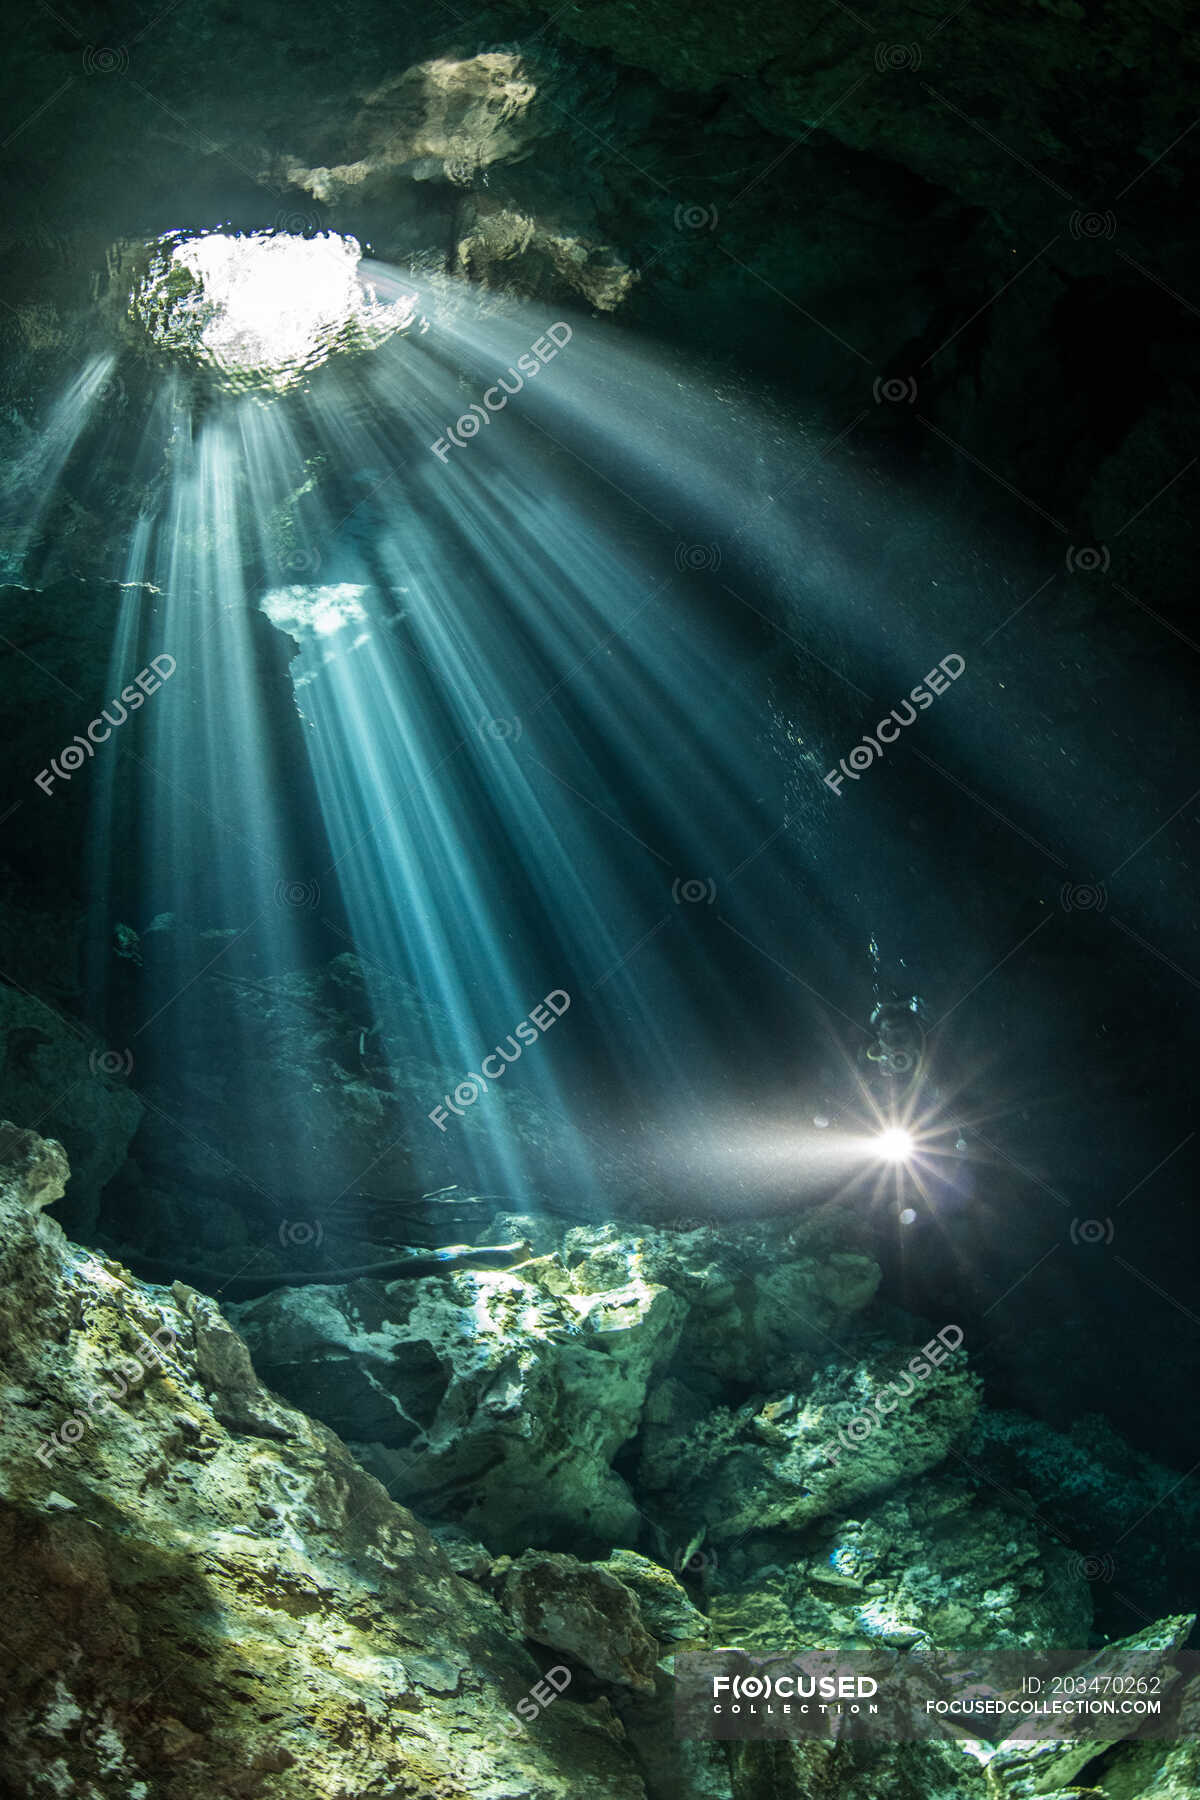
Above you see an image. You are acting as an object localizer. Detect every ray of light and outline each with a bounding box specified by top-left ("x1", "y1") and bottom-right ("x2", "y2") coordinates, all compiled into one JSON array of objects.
[{"x1": 67, "y1": 238, "x2": 1000, "y2": 1220}]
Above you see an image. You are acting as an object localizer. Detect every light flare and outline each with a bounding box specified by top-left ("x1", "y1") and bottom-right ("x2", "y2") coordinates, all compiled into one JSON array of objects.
[{"x1": 133, "y1": 229, "x2": 419, "y2": 389}]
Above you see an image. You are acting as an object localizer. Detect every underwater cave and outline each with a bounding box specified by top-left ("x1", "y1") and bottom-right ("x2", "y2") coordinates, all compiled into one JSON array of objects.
[{"x1": 1, "y1": 1, "x2": 1198, "y2": 1795}]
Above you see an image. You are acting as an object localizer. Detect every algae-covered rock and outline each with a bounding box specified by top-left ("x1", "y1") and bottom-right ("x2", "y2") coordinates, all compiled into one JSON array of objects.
[
  {"x1": 230, "y1": 1220, "x2": 951, "y2": 1561},
  {"x1": 987, "y1": 1612, "x2": 1195, "y2": 1797},
  {"x1": 711, "y1": 1478, "x2": 1091, "y2": 1655},
  {"x1": 729, "y1": 1738, "x2": 990, "y2": 1800},
  {"x1": 502, "y1": 1549, "x2": 661, "y2": 1692},
  {"x1": 0, "y1": 1117, "x2": 69, "y2": 1213},
  {"x1": 640, "y1": 1340, "x2": 981, "y2": 1541},
  {"x1": 232, "y1": 1250, "x2": 688, "y2": 1551},
  {"x1": 230, "y1": 1218, "x2": 885, "y2": 1554},
  {"x1": 604, "y1": 1547, "x2": 710, "y2": 1646},
  {"x1": 0, "y1": 1121, "x2": 649, "y2": 1800},
  {"x1": 0, "y1": 1117, "x2": 1190, "y2": 1800},
  {"x1": 564, "y1": 1219, "x2": 881, "y2": 1390},
  {"x1": 1097, "y1": 1737, "x2": 1200, "y2": 1800}
]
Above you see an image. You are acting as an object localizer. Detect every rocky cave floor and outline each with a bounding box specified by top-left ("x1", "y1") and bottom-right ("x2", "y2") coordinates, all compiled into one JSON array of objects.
[{"x1": 2, "y1": 1082, "x2": 1199, "y2": 1799}]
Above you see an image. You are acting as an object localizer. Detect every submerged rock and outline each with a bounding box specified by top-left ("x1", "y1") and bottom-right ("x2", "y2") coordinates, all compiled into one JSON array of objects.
[
  {"x1": 967, "y1": 1407, "x2": 1200, "y2": 1631},
  {"x1": 711, "y1": 1477, "x2": 1092, "y2": 1655},
  {"x1": 230, "y1": 1218, "x2": 888, "y2": 1553},
  {"x1": 987, "y1": 1612, "x2": 1196, "y2": 1797},
  {"x1": 231, "y1": 1249, "x2": 688, "y2": 1551},
  {"x1": 228, "y1": 1220, "x2": 981, "y2": 1564},
  {"x1": 0, "y1": 1117, "x2": 69, "y2": 1213},
  {"x1": 639, "y1": 1341, "x2": 981, "y2": 1542},
  {"x1": 0, "y1": 1116, "x2": 1192, "y2": 1800},
  {"x1": 603, "y1": 1548, "x2": 709, "y2": 1648},
  {"x1": 563, "y1": 1218, "x2": 882, "y2": 1392},
  {"x1": 0, "y1": 1120, "x2": 648, "y2": 1799},
  {"x1": 501, "y1": 1550, "x2": 661, "y2": 1692}
]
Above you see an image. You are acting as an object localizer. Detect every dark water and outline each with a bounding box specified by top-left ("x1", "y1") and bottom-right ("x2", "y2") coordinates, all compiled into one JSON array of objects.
[{"x1": 1, "y1": 219, "x2": 1197, "y2": 1792}]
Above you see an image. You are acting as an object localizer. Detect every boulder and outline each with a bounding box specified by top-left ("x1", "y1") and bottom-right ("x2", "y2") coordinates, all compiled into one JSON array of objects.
[
  {"x1": 564, "y1": 1219, "x2": 881, "y2": 1391},
  {"x1": 603, "y1": 1548, "x2": 709, "y2": 1647},
  {"x1": 987, "y1": 1613, "x2": 1196, "y2": 1797},
  {"x1": 0, "y1": 1117, "x2": 69, "y2": 1212},
  {"x1": 229, "y1": 1220, "x2": 893, "y2": 1553},
  {"x1": 639, "y1": 1342, "x2": 981, "y2": 1541},
  {"x1": 502, "y1": 1550, "x2": 660, "y2": 1692},
  {"x1": 231, "y1": 1249, "x2": 688, "y2": 1551}
]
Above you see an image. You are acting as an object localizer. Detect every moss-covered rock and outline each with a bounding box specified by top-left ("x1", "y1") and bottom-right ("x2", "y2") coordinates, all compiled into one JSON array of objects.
[
  {"x1": 639, "y1": 1343, "x2": 981, "y2": 1542},
  {"x1": 231, "y1": 1243, "x2": 688, "y2": 1551},
  {"x1": 0, "y1": 1120, "x2": 650, "y2": 1798},
  {"x1": 502, "y1": 1549, "x2": 661, "y2": 1691},
  {"x1": 710, "y1": 1477, "x2": 1091, "y2": 1655}
]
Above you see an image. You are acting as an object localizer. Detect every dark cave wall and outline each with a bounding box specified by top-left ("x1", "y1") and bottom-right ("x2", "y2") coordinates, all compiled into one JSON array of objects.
[{"x1": 0, "y1": 0, "x2": 1195, "y2": 624}]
